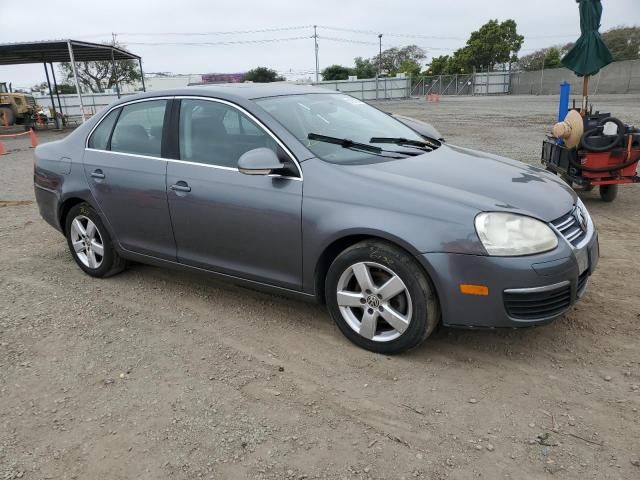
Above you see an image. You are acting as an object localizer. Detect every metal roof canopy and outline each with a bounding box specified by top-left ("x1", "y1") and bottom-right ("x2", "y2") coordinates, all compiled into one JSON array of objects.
[
  {"x1": 0, "y1": 39, "x2": 145, "y2": 123},
  {"x1": 0, "y1": 39, "x2": 140, "y2": 65}
]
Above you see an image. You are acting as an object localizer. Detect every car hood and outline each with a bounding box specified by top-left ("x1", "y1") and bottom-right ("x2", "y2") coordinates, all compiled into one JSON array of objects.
[{"x1": 349, "y1": 143, "x2": 576, "y2": 222}]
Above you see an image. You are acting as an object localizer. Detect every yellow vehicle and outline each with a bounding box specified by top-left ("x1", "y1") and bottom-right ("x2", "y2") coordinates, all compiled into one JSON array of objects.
[{"x1": 0, "y1": 82, "x2": 38, "y2": 126}]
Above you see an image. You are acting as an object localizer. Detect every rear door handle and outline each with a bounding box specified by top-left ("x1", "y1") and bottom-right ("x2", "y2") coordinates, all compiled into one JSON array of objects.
[
  {"x1": 91, "y1": 169, "x2": 105, "y2": 179},
  {"x1": 170, "y1": 181, "x2": 191, "y2": 193}
]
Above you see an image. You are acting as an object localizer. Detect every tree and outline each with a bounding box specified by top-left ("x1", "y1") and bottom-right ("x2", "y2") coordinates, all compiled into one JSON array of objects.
[
  {"x1": 373, "y1": 45, "x2": 426, "y2": 73},
  {"x1": 517, "y1": 47, "x2": 563, "y2": 71},
  {"x1": 423, "y1": 20, "x2": 523, "y2": 75},
  {"x1": 56, "y1": 84, "x2": 77, "y2": 94},
  {"x1": 244, "y1": 67, "x2": 284, "y2": 83},
  {"x1": 30, "y1": 82, "x2": 47, "y2": 92},
  {"x1": 516, "y1": 27, "x2": 639, "y2": 72},
  {"x1": 392, "y1": 60, "x2": 421, "y2": 77},
  {"x1": 462, "y1": 19, "x2": 524, "y2": 70},
  {"x1": 352, "y1": 57, "x2": 376, "y2": 79},
  {"x1": 58, "y1": 42, "x2": 141, "y2": 93},
  {"x1": 321, "y1": 64, "x2": 351, "y2": 81},
  {"x1": 425, "y1": 55, "x2": 450, "y2": 75},
  {"x1": 544, "y1": 48, "x2": 562, "y2": 69},
  {"x1": 601, "y1": 26, "x2": 640, "y2": 62}
]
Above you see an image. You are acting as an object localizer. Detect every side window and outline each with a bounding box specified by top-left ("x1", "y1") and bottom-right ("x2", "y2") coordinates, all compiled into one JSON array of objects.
[
  {"x1": 110, "y1": 100, "x2": 167, "y2": 157},
  {"x1": 88, "y1": 108, "x2": 120, "y2": 150},
  {"x1": 179, "y1": 99, "x2": 278, "y2": 168}
]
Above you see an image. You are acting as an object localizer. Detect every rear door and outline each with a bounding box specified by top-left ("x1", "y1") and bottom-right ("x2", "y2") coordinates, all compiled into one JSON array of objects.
[
  {"x1": 165, "y1": 97, "x2": 303, "y2": 289},
  {"x1": 83, "y1": 98, "x2": 176, "y2": 260}
]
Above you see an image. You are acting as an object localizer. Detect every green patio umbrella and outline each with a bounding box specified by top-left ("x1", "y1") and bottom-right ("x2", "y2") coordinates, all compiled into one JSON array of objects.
[{"x1": 561, "y1": 0, "x2": 613, "y2": 113}]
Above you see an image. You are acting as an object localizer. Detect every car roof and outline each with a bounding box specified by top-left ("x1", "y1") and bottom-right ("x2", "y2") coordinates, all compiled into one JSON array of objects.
[
  {"x1": 121, "y1": 83, "x2": 337, "y2": 104},
  {"x1": 188, "y1": 82, "x2": 334, "y2": 99}
]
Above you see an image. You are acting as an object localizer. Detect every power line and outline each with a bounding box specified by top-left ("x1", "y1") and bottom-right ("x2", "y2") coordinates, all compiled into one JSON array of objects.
[
  {"x1": 318, "y1": 25, "x2": 464, "y2": 41},
  {"x1": 126, "y1": 36, "x2": 312, "y2": 46},
  {"x1": 118, "y1": 26, "x2": 313, "y2": 36}
]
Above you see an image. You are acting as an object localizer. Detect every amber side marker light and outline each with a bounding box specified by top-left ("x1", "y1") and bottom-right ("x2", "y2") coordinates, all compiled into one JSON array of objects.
[{"x1": 459, "y1": 284, "x2": 489, "y2": 296}]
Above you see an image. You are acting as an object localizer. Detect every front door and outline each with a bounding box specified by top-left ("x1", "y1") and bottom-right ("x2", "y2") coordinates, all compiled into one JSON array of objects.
[
  {"x1": 166, "y1": 98, "x2": 303, "y2": 290},
  {"x1": 83, "y1": 99, "x2": 176, "y2": 260}
]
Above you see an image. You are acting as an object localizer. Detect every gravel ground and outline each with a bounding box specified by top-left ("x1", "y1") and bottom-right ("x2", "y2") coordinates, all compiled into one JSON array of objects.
[{"x1": 1, "y1": 94, "x2": 639, "y2": 480}]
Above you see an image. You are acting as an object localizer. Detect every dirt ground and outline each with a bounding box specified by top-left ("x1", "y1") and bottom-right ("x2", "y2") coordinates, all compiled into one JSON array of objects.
[{"x1": 1, "y1": 94, "x2": 639, "y2": 480}]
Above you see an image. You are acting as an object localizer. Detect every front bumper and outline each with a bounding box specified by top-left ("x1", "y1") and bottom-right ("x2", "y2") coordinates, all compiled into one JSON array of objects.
[{"x1": 419, "y1": 229, "x2": 599, "y2": 328}]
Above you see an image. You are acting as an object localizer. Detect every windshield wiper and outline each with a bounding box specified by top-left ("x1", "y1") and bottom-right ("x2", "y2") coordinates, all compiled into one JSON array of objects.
[
  {"x1": 307, "y1": 133, "x2": 405, "y2": 158},
  {"x1": 369, "y1": 137, "x2": 438, "y2": 150}
]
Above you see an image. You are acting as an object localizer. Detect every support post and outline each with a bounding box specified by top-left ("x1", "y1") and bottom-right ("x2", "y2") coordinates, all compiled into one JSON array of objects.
[
  {"x1": 377, "y1": 34, "x2": 383, "y2": 77},
  {"x1": 43, "y1": 63, "x2": 57, "y2": 127},
  {"x1": 139, "y1": 58, "x2": 146, "y2": 91},
  {"x1": 110, "y1": 49, "x2": 120, "y2": 99},
  {"x1": 67, "y1": 40, "x2": 86, "y2": 122},
  {"x1": 581, "y1": 76, "x2": 590, "y2": 115},
  {"x1": 50, "y1": 62, "x2": 65, "y2": 125},
  {"x1": 313, "y1": 25, "x2": 319, "y2": 82}
]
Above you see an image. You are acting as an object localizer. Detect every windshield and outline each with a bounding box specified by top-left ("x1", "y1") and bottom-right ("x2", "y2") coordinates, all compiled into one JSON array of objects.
[{"x1": 255, "y1": 93, "x2": 429, "y2": 164}]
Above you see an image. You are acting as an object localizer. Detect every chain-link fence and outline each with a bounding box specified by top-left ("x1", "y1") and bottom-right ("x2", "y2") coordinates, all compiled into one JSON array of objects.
[{"x1": 411, "y1": 72, "x2": 511, "y2": 96}]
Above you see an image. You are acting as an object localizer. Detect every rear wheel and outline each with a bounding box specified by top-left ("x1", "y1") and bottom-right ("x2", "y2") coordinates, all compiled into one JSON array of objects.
[
  {"x1": 64, "y1": 203, "x2": 125, "y2": 278},
  {"x1": 0, "y1": 107, "x2": 15, "y2": 126},
  {"x1": 325, "y1": 240, "x2": 439, "y2": 354},
  {"x1": 599, "y1": 184, "x2": 618, "y2": 202}
]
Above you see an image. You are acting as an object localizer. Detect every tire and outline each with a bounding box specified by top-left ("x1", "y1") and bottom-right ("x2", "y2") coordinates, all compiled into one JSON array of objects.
[
  {"x1": 64, "y1": 203, "x2": 125, "y2": 278},
  {"x1": 325, "y1": 240, "x2": 439, "y2": 354},
  {"x1": 599, "y1": 184, "x2": 618, "y2": 202},
  {"x1": 0, "y1": 107, "x2": 15, "y2": 126}
]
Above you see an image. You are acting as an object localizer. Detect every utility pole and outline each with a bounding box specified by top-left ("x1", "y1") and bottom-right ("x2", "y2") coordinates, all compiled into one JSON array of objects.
[
  {"x1": 313, "y1": 25, "x2": 319, "y2": 82},
  {"x1": 378, "y1": 34, "x2": 383, "y2": 76}
]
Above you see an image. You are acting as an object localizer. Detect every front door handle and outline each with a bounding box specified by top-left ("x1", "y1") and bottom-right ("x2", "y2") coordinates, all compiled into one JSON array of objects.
[
  {"x1": 91, "y1": 169, "x2": 105, "y2": 179},
  {"x1": 170, "y1": 181, "x2": 191, "y2": 193}
]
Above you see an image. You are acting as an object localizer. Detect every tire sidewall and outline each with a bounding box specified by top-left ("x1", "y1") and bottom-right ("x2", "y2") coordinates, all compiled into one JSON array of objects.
[
  {"x1": 65, "y1": 203, "x2": 115, "y2": 277},
  {"x1": 599, "y1": 184, "x2": 618, "y2": 202},
  {"x1": 325, "y1": 241, "x2": 436, "y2": 354}
]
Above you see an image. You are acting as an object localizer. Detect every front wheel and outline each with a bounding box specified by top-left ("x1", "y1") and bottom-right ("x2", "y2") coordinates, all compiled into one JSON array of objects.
[
  {"x1": 325, "y1": 240, "x2": 439, "y2": 354},
  {"x1": 65, "y1": 203, "x2": 125, "y2": 277},
  {"x1": 599, "y1": 184, "x2": 618, "y2": 202}
]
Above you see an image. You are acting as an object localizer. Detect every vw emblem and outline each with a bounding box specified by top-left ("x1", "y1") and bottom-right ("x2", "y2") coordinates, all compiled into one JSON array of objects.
[
  {"x1": 366, "y1": 295, "x2": 380, "y2": 309},
  {"x1": 574, "y1": 206, "x2": 587, "y2": 230}
]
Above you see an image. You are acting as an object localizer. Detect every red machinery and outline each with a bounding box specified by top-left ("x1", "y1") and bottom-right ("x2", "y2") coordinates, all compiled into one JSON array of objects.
[{"x1": 542, "y1": 108, "x2": 640, "y2": 202}]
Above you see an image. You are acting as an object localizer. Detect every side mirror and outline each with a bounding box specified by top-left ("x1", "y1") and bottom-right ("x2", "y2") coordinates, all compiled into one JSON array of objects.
[{"x1": 237, "y1": 147, "x2": 285, "y2": 175}]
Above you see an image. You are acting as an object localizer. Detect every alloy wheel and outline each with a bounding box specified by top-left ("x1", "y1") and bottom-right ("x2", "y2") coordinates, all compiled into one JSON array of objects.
[
  {"x1": 70, "y1": 215, "x2": 104, "y2": 269},
  {"x1": 336, "y1": 261, "x2": 412, "y2": 342}
]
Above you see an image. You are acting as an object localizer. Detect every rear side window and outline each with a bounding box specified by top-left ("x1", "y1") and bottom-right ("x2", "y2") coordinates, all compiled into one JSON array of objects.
[
  {"x1": 88, "y1": 108, "x2": 120, "y2": 150},
  {"x1": 110, "y1": 100, "x2": 167, "y2": 157}
]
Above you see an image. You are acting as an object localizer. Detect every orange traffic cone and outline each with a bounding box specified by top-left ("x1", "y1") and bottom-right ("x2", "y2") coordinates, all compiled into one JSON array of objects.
[
  {"x1": 29, "y1": 128, "x2": 38, "y2": 148},
  {"x1": 0, "y1": 142, "x2": 6, "y2": 155}
]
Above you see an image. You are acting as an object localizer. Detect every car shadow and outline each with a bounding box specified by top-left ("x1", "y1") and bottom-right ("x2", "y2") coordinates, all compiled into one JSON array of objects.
[{"x1": 117, "y1": 261, "x2": 580, "y2": 363}]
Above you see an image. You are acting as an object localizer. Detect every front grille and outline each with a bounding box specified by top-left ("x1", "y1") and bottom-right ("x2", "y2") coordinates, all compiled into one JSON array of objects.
[
  {"x1": 25, "y1": 95, "x2": 36, "y2": 106},
  {"x1": 551, "y1": 208, "x2": 587, "y2": 246},
  {"x1": 577, "y1": 270, "x2": 589, "y2": 296},
  {"x1": 504, "y1": 283, "x2": 572, "y2": 320}
]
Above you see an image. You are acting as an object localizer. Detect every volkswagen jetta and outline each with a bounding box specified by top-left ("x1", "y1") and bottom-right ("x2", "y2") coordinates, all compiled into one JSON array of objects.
[{"x1": 34, "y1": 84, "x2": 599, "y2": 353}]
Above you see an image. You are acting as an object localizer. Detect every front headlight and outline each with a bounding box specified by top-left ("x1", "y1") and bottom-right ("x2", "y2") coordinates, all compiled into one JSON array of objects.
[{"x1": 475, "y1": 212, "x2": 558, "y2": 256}]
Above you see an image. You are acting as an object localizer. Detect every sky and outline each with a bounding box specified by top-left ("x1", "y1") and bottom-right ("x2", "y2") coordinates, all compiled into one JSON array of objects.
[{"x1": 1, "y1": 0, "x2": 638, "y2": 88}]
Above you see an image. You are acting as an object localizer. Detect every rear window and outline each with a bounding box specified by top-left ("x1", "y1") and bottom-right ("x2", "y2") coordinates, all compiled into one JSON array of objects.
[{"x1": 88, "y1": 108, "x2": 119, "y2": 150}]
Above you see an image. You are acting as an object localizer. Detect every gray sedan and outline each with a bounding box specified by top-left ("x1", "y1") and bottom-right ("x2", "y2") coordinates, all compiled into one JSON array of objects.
[{"x1": 34, "y1": 84, "x2": 599, "y2": 354}]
